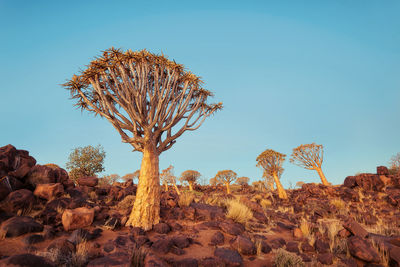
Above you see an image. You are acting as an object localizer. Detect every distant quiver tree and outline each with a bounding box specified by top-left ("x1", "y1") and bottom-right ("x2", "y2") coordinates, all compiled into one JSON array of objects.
[
  {"x1": 290, "y1": 143, "x2": 329, "y2": 185},
  {"x1": 63, "y1": 48, "x2": 222, "y2": 230},
  {"x1": 214, "y1": 170, "x2": 237, "y2": 194},
  {"x1": 180, "y1": 170, "x2": 201, "y2": 191}
]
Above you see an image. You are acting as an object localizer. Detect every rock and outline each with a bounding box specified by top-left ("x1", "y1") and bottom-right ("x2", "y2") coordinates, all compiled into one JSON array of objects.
[
  {"x1": 286, "y1": 241, "x2": 300, "y2": 254},
  {"x1": 144, "y1": 253, "x2": 169, "y2": 267},
  {"x1": 26, "y1": 165, "x2": 59, "y2": 186},
  {"x1": 314, "y1": 239, "x2": 330, "y2": 253},
  {"x1": 171, "y1": 235, "x2": 191, "y2": 249},
  {"x1": 377, "y1": 166, "x2": 389, "y2": 176},
  {"x1": 4, "y1": 189, "x2": 34, "y2": 213},
  {"x1": 190, "y1": 202, "x2": 225, "y2": 221},
  {"x1": 87, "y1": 252, "x2": 130, "y2": 267},
  {"x1": 389, "y1": 246, "x2": 400, "y2": 266},
  {"x1": 152, "y1": 238, "x2": 173, "y2": 254},
  {"x1": 0, "y1": 144, "x2": 17, "y2": 173},
  {"x1": 0, "y1": 253, "x2": 55, "y2": 267},
  {"x1": 214, "y1": 248, "x2": 243, "y2": 267},
  {"x1": 47, "y1": 238, "x2": 75, "y2": 256},
  {"x1": 219, "y1": 221, "x2": 244, "y2": 236},
  {"x1": 103, "y1": 241, "x2": 115, "y2": 253},
  {"x1": 260, "y1": 240, "x2": 272, "y2": 254},
  {"x1": 153, "y1": 222, "x2": 171, "y2": 234},
  {"x1": 318, "y1": 253, "x2": 333, "y2": 265},
  {"x1": 230, "y1": 235, "x2": 256, "y2": 255},
  {"x1": 172, "y1": 258, "x2": 198, "y2": 267},
  {"x1": 270, "y1": 238, "x2": 286, "y2": 249},
  {"x1": 0, "y1": 216, "x2": 43, "y2": 237},
  {"x1": 343, "y1": 218, "x2": 368, "y2": 238},
  {"x1": 62, "y1": 207, "x2": 94, "y2": 231},
  {"x1": 34, "y1": 183, "x2": 64, "y2": 200},
  {"x1": 23, "y1": 234, "x2": 44, "y2": 245},
  {"x1": 210, "y1": 231, "x2": 225, "y2": 245},
  {"x1": 200, "y1": 257, "x2": 224, "y2": 267},
  {"x1": 293, "y1": 228, "x2": 303, "y2": 238},
  {"x1": 77, "y1": 176, "x2": 98, "y2": 187},
  {"x1": 68, "y1": 228, "x2": 92, "y2": 244},
  {"x1": 344, "y1": 176, "x2": 357, "y2": 188},
  {"x1": 347, "y1": 236, "x2": 380, "y2": 263}
]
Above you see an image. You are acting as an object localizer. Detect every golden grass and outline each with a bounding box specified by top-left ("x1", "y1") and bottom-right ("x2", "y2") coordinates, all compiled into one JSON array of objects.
[
  {"x1": 116, "y1": 195, "x2": 136, "y2": 210},
  {"x1": 260, "y1": 199, "x2": 272, "y2": 209},
  {"x1": 36, "y1": 241, "x2": 89, "y2": 267},
  {"x1": 178, "y1": 192, "x2": 195, "y2": 207},
  {"x1": 299, "y1": 218, "x2": 311, "y2": 238},
  {"x1": 274, "y1": 248, "x2": 305, "y2": 267},
  {"x1": 225, "y1": 198, "x2": 253, "y2": 225}
]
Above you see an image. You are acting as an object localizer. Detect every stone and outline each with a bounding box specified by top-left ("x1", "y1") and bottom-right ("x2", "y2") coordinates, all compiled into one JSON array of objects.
[
  {"x1": 0, "y1": 254, "x2": 55, "y2": 267},
  {"x1": 219, "y1": 221, "x2": 244, "y2": 236},
  {"x1": 293, "y1": 228, "x2": 303, "y2": 238},
  {"x1": 214, "y1": 248, "x2": 243, "y2": 267},
  {"x1": 343, "y1": 176, "x2": 357, "y2": 188},
  {"x1": 230, "y1": 235, "x2": 256, "y2": 255},
  {"x1": 270, "y1": 238, "x2": 286, "y2": 249},
  {"x1": 314, "y1": 239, "x2": 330, "y2": 253},
  {"x1": 210, "y1": 231, "x2": 225, "y2": 245},
  {"x1": 260, "y1": 240, "x2": 272, "y2": 254},
  {"x1": 26, "y1": 165, "x2": 57, "y2": 186},
  {"x1": 171, "y1": 235, "x2": 191, "y2": 249},
  {"x1": 190, "y1": 202, "x2": 225, "y2": 221},
  {"x1": 47, "y1": 238, "x2": 75, "y2": 256},
  {"x1": 62, "y1": 207, "x2": 94, "y2": 231},
  {"x1": 153, "y1": 222, "x2": 171, "y2": 234},
  {"x1": 0, "y1": 216, "x2": 43, "y2": 237},
  {"x1": 23, "y1": 234, "x2": 44, "y2": 245},
  {"x1": 343, "y1": 218, "x2": 368, "y2": 238},
  {"x1": 347, "y1": 236, "x2": 380, "y2": 263},
  {"x1": 77, "y1": 176, "x2": 98, "y2": 187},
  {"x1": 317, "y1": 253, "x2": 333, "y2": 265},
  {"x1": 286, "y1": 241, "x2": 300, "y2": 254},
  {"x1": 4, "y1": 189, "x2": 34, "y2": 213},
  {"x1": 34, "y1": 183, "x2": 64, "y2": 200},
  {"x1": 144, "y1": 253, "x2": 169, "y2": 267},
  {"x1": 389, "y1": 246, "x2": 400, "y2": 266},
  {"x1": 87, "y1": 252, "x2": 130, "y2": 267},
  {"x1": 300, "y1": 242, "x2": 314, "y2": 253},
  {"x1": 152, "y1": 238, "x2": 173, "y2": 254},
  {"x1": 172, "y1": 258, "x2": 198, "y2": 267},
  {"x1": 377, "y1": 166, "x2": 389, "y2": 176}
]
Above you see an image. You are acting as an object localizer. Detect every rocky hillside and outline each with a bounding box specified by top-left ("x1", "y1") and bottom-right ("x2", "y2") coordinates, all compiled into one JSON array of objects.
[{"x1": 0, "y1": 144, "x2": 400, "y2": 266}]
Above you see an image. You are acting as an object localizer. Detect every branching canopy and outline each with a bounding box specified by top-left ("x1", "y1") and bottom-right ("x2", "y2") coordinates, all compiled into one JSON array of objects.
[
  {"x1": 256, "y1": 149, "x2": 286, "y2": 177},
  {"x1": 63, "y1": 48, "x2": 222, "y2": 154},
  {"x1": 389, "y1": 153, "x2": 400, "y2": 174},
  {"x1": 214, "y1": 170, "x2": 237, "y2": 185},
  {"x1": 180, "y1": 170, "x2": 201, "y2": 184},
  {"x1": 290, "y1": 143, "x2": 323, "y2": 170},
  {"x1": 160, "y1": 165, "x2": 177, "y2": 185},
  {"x1": 236, "y1": 176, "x2": 250, "y2": 186}
]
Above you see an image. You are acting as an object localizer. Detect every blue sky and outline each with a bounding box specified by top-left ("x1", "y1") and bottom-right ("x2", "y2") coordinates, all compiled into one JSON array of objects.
[{"x1": 1, "y1": 1, "x2": 399, "y2": 186}]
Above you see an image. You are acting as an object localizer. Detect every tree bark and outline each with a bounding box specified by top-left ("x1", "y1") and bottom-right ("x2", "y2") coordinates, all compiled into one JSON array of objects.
[
  {"x1": 173, "y1": 183, "x2": 181, "y2": 195},
  {"x1": 316, "y1": 167, "x2": 329, "y2": 186},
  {"x1": 164, "y1": 183, "x2": 168, "y2": 191},
  {"x1": 126, "y1": 145, "x2": 160, "y2": 230},
  {"x1": 188, "y1": 182, "x2": 193, "y2": 191},
  {"x1": 225, "y1": 183, "x2": 231, "y2": 194},
  {"x1": 268, "y1": 181, "x2": 275, "y2": 191},
  {"x1": 273, "y1": 173, "x2": 287, "y2": 199}
]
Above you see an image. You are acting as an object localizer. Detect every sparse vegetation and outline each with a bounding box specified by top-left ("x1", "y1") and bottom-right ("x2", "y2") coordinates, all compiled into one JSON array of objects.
[
  {"x1": 117, "y1": 195, "x2": 136, "y2": 210},
  {"x1": 178, "y1": 191, "x2": 195, "y2": 207},
  {"x1": 225, "y1": 198, "x2": 253, "y2": 225},
  {"x1": 180, "y1": 170, "x2": 201, "y2": 191},
  {"x1": 214, "y1": 170, "x2": 237, "y2": 194},
  {"x1": 274, "y1": 248, "x2": 305, "y2": 267}
]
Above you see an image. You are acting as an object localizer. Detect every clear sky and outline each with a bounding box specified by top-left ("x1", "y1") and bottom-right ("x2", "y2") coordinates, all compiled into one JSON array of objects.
[{"x1": 1, "y1": 0, "x2": 399, "y2": 187}]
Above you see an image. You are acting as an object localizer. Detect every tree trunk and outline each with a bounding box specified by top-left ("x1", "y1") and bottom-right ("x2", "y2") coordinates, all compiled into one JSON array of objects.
[
  {"x1": 268, "y1": 181, "x2": 274, "y2": 191},
  {"x1": 225, "y1": 183, "x2": 231, "y2": 194},
  {"x1": 272, "y1": 173, "x2": 287, "y2": 199},
  {"x1": 164, "y1": 183, "x2": 168, "y2": 191},
  {"x1": 316, "y1": 167, "x2": 329, "y2": 186},
  {"x1": 173, "y1": 183, "x2": 181, "y2": 195},
  {"x1": 188, "y1": 182, "x2": 193, "y2": 191},
  {"x1": 126, "y1": 145, "x2": 160, "y2": 230}
]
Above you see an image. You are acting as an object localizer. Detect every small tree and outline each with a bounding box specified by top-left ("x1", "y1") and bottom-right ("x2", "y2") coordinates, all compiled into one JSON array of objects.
[
  {"x1": 122, "y1": 170, "x2": 140, "y2": 184},
  {"x1": 236, "y1": 176, "x2": 250, "y2": 186},
  {"x1": 99, "y1": 173, "x2": 120, "y2": 185},
  {"x1": 160, "y1": 165, "x2": 180, "y2": 195},
  {"x1": 262, "y1": 171, "x2": 275, "y2": 191},
  {"x1": 66, "y1": 144, "x2": 106, "y2": 183},
  {"x1": 256, "y1": 149, "x2": 287, "y2": 199},
  {"x1": 209, "y1": 177, "x2": 218, "y2": 186},
  {"x1": 180, "y1": 170, "x2": 201, "y2": 191},
  {"x1": 290, "y1": 143, "x2": 329, "y2": 185},
  {"x1": 214, "y1": 170, "x2": 237, "y2": 194},
  {"x1": 63, "y1": 48, "x2": 221, "y2": 230},
  {"x1": 389, "y1": 153, "x2": 400, "y2": 174}
]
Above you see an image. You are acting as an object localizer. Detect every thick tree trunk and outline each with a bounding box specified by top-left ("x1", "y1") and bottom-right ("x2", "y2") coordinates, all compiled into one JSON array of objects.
[
  {"x1": 164, "y1": 183, "x2": 168, "y2": 191},
  {"x1": 188, "y1": 182, "x2": 193, "y2": 191},
  {"x1": 225, "y1": 183, "x2": 231, "y2": 194},
  {"x1": 316, "y1": 167, "x2": 329, "y2": 186},
  {"x1": 273, "y1": 173, "x2": 287, "y2": 199},
  {"x1": 126, "y1": 145, "x2": 160, "y2": 230},
  {"x1": 173, "y1": 183, "x2": 181, "y2": 195}
]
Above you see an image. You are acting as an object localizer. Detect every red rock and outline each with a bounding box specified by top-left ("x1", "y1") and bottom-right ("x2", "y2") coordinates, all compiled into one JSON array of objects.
[
  {"x1": 214, "y1": 248, "x2": 243, "y2": 267},
  {"x1": 293, "y1": 228, "x2": 303, "y2": 238},
  {"x1": 153, "y1": 222, "x2": 171, "y2": 234},
  {"x1": 219, "y1": 221, "x2": 244, "y2": 236},
  {"x1": 62, "y1": 207, "x2": 94, "y2": 231},
  {"x1": 377, "y1": 166, "x2": 389, "y2": 176},
  {"x1": 317, "y1": 253, "x2": 333, "y2": 265},
  {"x1": 5, "y1": 189, "x2": 34, "y2": 213},
  {"x1": 389, "y1": 246, "x2": 400, "y2": 266},
  {"x1": 0, "y1": 254, "x2": 54, "y2": 267},
  {"x1": 0, "y1": 216, "x2": 43, "y2": 237},
  {"x1": 77, "y1": 176, "x2": 98, "y2": 187},
  {"x1": 47, "y1": 238, "x2": 75, "y2": 256},
  {"x1": 230, "y1": 235, "x2": 256, "y2": 255},
  {"x1": 87, "y1": 252, "x2": 130, "y2": 267},
  {"x1": 347, "y1": 236, "x2": 380, "y2": 263},
  {"x1": 34, "y1": 183, "x2": 64, "y2": 200},
  {"x1": 210, "y1": 231, "x2": 225, "y2": 245},
  {"x1": 343, "y1": 218, "x2": 368, "y2": 238},
  {"x1": 26, "y1": 165, "x2": 57, "y2": 186}
]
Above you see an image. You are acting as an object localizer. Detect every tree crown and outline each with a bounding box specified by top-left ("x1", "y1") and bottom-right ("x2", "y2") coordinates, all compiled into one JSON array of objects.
[
  {"x1": 290, "y1": 143, "x2": 323, "y2": 170},
  {"x1": 256, "y1": 149, "x2": 286, "y2": 177},
  {"x1": 180, "y1": 170, "x2": 201, "y2": 184},
  {"x1": 63, "y1": 48, "x2": 222, "y2": 154},
  {"x1": 214, "y1": 170, "x2": 237, "y2": 184},
  {"x1": 236, "y1": 176, "x2": 250, "y2": 185},
  {"x1": 160, "y1": 165, "x2": 176, "y2": 185}
]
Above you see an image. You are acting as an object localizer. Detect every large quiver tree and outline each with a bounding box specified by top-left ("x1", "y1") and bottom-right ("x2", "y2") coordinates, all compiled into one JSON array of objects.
[
  {"x1": 63, "y1": 48, "x2": 222, "y2": 230},
  {"x1": 256, "y1": 149, "x2": 287, "y2": 199},
  {"x1": 289, "y1": 143, "x2": 329, "y2": 185}
]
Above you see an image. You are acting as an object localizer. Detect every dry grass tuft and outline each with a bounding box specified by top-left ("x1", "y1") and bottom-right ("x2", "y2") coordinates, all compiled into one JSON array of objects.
[
  {"x1": 260, "y1": 199, "x2": 272, "y2": 209},
  {"x1": 130, "y1": 247, "x2": 147, "y2": 267},
  {"x1": 178, "y1": 192, "x2": 195, "y2": 207},
  {"x1": 116, "y1": 195, "x2": 136, "y2": 210},
  {"x1": 37, "y1": 241, "x2": 89, "y2": 267},
  {"x1": 225, "y1": 198, "x2": 253, "y2": 225},
  {"x1": 274, "y1": 248, "x2": 305, "y2": 267},
  {"x1": 299, "y1": 218, "x2": 311, "y2": 238}
]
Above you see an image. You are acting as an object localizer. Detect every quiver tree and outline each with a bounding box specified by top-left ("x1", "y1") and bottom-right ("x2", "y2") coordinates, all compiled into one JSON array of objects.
[
  {"x1": 214, "y1": 170, "x2": 237, "y2": 194},
  {"x1": 236, "y1": 176, "x2": 250, "y2": 186},
  {"x1": 262, "y1": 172, "x2": 275, "y2": 191},
  {"x1": 389, "y1": 153, "x2": 400, "y2": 174},
  {"x1": 209, "y1": 177, "x2": 218, "y2": 186},
  {"x1": 160, "y1": 165, "x2": 180, "y2": 194},
  {"x1": 63, "y1": 48, "x2": 222, "y2": 230},
  {"x1": 122, "y1": 169, "x2": 140, "y2": 183},
  {"x1": 256, "y1": 149, "x2": 287, "y2": 199},
  {"x1": 180, "y1": 170, "x2": 201, "y2": 191},
  {"x1": 290, "y1": 143, "x2": 329, "y2": 186}
]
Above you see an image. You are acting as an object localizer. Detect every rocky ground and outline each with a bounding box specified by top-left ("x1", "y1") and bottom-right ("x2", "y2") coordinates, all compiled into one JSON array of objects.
[{"x1": 0, "y1": 144, "x2": 400, "y2": 267}]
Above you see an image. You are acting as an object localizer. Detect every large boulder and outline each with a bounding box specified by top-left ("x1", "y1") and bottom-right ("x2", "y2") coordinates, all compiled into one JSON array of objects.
[
  {"x1": 26, "y1": 165, "x2": 69, "y2": 187},
  {"x1": 77, "y1": 176, "x2": 98, "y2": 187},
  {"x1": 0, "y1": 216, "x2": 43, "y2": 237},
  {"x1": 0, "y1": 145, "x2": 36, "y2": 180},
  {"x1": 230, "y1": 235, "x2": 256, "y2": 255},
  {"x1": 87, "y1": 252, "x2": 131, "y2": 267},
  {"x1": 345, "y1": 173, "x2": 385, "y2": 191},
  {"x1": 347, "y1": 236, "x2": 380, "y2": 263},
  {"x1": 34, "y1": 183, "x2": 64, "y2": 200},
  {"x1": 214, "y1": 248, "x2": 243, "y2": 267},
  {"x1": 0, "y1": 254, "x2": 55, "y2": 267},
  {"x1": 0, "y1": 144, "x2": 17, "y2": 174},
  {"x1": 4, "y1": 189, "x2": 35, "y2": 213},
  {"x1": 0, "y1": 176, "x2": 24, "y2": 201},
  {"x1": 62, "y1": 207, "x2": 95, "y2": 231}
]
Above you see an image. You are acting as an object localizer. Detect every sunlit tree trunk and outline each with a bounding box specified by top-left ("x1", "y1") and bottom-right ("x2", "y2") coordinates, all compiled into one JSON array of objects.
[
  {"x1": 188, "y1": 182, "x2": 194, "y2": 191},
  {"x1": 126, "y1": 144, "x2": 160, "y2": 230},
  {"x1": 273, "y1": 172, "x2": 287, "y2": 199},
  {"x1": 225, "y1": 183, "x2": 231, "y2": 194},
  {"x1": 164, "y1": 183, "x2": 168, "y2": 191},
  {"x1": 173, "y1": 183, "x2": 181, "y2": 195},
  {"x1": 316, "y1": 167, "x2": 329, "y2": 186},
  {"x1": 268, "y1": 181, "x2": 275, "y2": 191}
]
